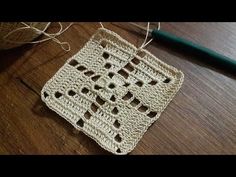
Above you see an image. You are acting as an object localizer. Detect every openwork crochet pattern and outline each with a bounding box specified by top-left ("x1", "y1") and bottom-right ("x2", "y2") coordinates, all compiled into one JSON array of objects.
[{"x1": 41, "y1": 28, "x2": 184, "y2": 154}]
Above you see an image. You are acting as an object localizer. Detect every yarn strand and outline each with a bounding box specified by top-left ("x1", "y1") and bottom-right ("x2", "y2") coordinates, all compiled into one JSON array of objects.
[
  {"x1": 138, "y1": 22, "x2": 161, "y2": 50},
  {"x1": 3, "y1": 22, "x2": 160, "y2": 52},
  {"x1": 100, "y1": 22, "x2": 104, "y2": 29},
  {"x1": 3, "y1": 22, "x2": 73, "y2": 51}
]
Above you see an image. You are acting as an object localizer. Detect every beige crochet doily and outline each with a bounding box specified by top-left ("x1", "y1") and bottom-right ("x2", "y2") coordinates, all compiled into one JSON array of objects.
[{"x1": 41, "y1": 27, "x2": 184, "y2": 154}]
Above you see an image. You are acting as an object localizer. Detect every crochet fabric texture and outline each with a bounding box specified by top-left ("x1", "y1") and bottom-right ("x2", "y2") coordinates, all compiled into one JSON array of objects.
[{"x1": 41, "y1": 27, "x2": 184, "y2": 154}]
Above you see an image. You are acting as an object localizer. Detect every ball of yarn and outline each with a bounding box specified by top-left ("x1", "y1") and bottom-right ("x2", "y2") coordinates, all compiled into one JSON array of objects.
[{"x1": 0, "y1": 22, "x2": 49, "y2": 50}]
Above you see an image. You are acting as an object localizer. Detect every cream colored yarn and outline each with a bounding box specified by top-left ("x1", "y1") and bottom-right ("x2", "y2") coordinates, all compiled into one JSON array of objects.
[
  {"x1": 0, "y1": 22, "x2": 49, "y2": 50},
  {"x1": 41, "y1": 27, "x2": 184, "y2": 154}
]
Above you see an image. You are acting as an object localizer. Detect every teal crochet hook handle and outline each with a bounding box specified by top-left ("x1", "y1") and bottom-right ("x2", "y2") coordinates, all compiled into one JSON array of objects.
[{"x1": 151, "y1": 29, "x2": 236, "y2": 72}]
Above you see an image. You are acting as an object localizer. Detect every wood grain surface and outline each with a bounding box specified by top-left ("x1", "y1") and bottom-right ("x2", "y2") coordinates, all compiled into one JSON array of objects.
[{"x1": 0, "y1": 22, "x2": 235, "y2": 154}]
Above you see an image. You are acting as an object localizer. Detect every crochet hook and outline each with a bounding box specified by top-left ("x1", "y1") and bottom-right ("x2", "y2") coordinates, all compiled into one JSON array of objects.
[{"x1": 130, "y1": 23, "x2": 236, "y2": 73}]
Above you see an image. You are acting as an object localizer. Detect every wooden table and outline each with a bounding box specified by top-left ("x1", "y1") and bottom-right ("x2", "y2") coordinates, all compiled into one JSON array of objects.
[{"x1": 0, "y1": 22, "x2": 235, "y2": 154}]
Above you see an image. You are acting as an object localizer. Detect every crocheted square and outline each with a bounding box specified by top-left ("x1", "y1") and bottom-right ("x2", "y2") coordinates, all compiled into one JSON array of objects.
[{"x1": 41, "y1": 28, "x2": 184, "y2": 154}]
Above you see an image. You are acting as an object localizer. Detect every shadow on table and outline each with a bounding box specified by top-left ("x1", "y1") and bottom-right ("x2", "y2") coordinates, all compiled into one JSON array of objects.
[
  {"x1": 0, "y1": 44, "x2": 44, "y2": 87},
  {"x1": 113, "y1": 23, "x2": 236, "y2": 80},
  {"x1": 0, "y1": 42, "x2": 71, "y2": 88},
  {"x1": 153, "y1": 41, "x2": 236, "y2": 80},
  {"x1": 0, "y1": 45, "x2": 33, "y2": 86},
  {"x1": 0, "y1": 45, "x2": 33, "y2": 72},
  {"x1": 32, "y1": 98, "x2": 111, "y2": 155}
]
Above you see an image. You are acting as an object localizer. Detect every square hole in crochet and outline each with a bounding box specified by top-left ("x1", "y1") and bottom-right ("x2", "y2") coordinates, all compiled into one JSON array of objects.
[
  {"x1": 84, "y1": 111, "x2": 92, "y2": 119},
  {"x1": 110, "y1": 95, "x2": 116, "y2": 102},
  {"x1": 122, "y1": 91, "x2": 133, "y2": 101},
  {"x1": 43, "y1": 92, "x2": 49, "y2": 98},
  {"x1": 149, "y1": 80, "x2": 157, "y2": 85},
  {"x1": 135, "y1": 81, "x2": 143, "y2": 87},
  {"x1": 112, "y1": 107, "x2": 119, "y2": 114},
  {"x1": 124, "y1": 63, "x2": 134, "y2": 72},
  {"x1": 136, "y1": 51, "x2": 146, "y2": 58},
  {"x1": 77, "y1": 65, "x2": 86, "y2": 71},
  {"x1": 76, "y1": 119, "x2": 84, "y2": 128},
  {"x1": 103, "y1": 52, "x2": 110, "y2": 59},
  {"x1": 91, "y1": 103, "x2": 99, "y2": 113},
  {"x1": 130, "y1": 98, "x2": 140, "y2": 107},
  {"x1": 163, "y1": 78, "x2": 171, "y2": 83},
  {"x1": 108, "y1": 72, "x2": 115, "y2": 78},
  {"x1": 104, "y1": 63, "x2": 112, "y2": 69},
  {"x1": 84, "y1": 71, "x2": 95, "y2": 77},
  {"x1": 131, "y1": 57, "x2": 140, "y2": 65},
  {"x1": 123, "y1": 83, "x2": 130, "y2": 87},
  {"x1": 113, "y1": 120, "x2": 120, "y2": 128},
  {"x1": 91, "y1": 75, "x2": 101, "y2": 82},
  {"x1": 114, "y1": 134, "x2": 122, "y2": 143},
  {"x1": 118, "y1": 69, "x2": 129, "y2": 79},
  {"x1": 68, "y1": 90, "x2": 76, "y2": 96},
  {"x1": 108, "y1": 83, "x2": 116, "y2": 89},
  {"x1": 69, "y1": 59, "x2": 78, "y2": 66},
  {"x1": 100, "y1": 41, "x2": 107, "y2": 48},
  {"x1": 55, "y1": 91, "x2": 62, "y2": 98},
  {"x1": 138, "y1": 105, "x2": 148, "y2": 112},
  {"x1": 147, "y1": 111, "x2": 157, "y2": 118},
  {"x1": 94, "y1": 85, "x2": 102, "y2": 90},
  {"x1": 96, "y1": 96, "x2": 105, "y2": 105},
  {"x1": 81, "y1": 87, "x2": 89, "y2": 94}
]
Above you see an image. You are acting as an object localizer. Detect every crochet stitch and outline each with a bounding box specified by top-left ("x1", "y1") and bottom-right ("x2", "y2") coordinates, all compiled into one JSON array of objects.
[{"x1": 41, "y1": 27, "x2": 184, "y2": 154}]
